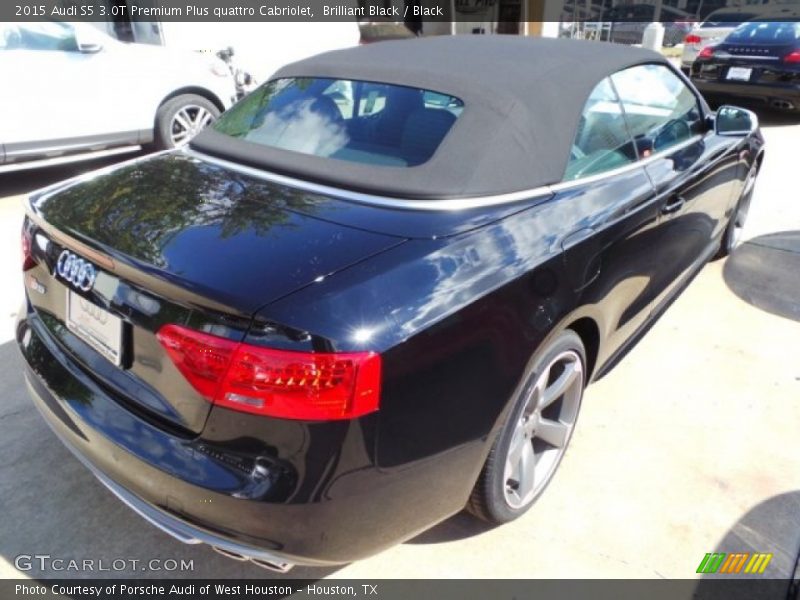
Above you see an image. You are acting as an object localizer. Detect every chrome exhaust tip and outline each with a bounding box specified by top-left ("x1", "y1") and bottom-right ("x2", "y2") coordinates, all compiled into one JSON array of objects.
[
  {"x1": 249, "y1": 557, "x2": 294, "y2": 573},
  {"x1": 770, "y1": 99, "x2": 795, "y2": 110},
  {"x1": 212, "y1": 546, "x2": 249, "y2": 561},
  {"x1": 212, "y1": 545, "x2": 294, "y2": 572}
]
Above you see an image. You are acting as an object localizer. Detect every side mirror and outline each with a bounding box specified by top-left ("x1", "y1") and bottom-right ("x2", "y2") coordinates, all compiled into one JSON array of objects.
[
  {"x1": 77, "y1": 40, "x2": 103, "y2": 53},
  {"x1": 715, "y1": 105, "x2": 758, "y2": 136},
  {"x1": 75, "y1": 31, "x2": 104, "y2": 54}
]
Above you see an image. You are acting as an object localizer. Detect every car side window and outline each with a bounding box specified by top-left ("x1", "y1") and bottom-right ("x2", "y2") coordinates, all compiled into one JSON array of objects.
[
  {"x1": 13, "y1": 22, "x2": 78, "y2": 52},
  {"x1": 564, "y1": 77, "x2": 638, "y2": 181},
  {"x1": 611, "y1": 64, "x2": 703, "y2": 157},
  {"x1": 0, "y1": 24, "x2": 21, "y2": 50}
]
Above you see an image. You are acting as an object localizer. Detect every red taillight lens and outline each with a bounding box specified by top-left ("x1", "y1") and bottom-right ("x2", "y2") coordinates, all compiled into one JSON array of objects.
[
  {"x1": 157, "y1": 324, "x2": 381, "y2": 420},
  {"x1": 221, "y1": 344, "x2": 381, "y2": 420},
  {"x1": 784, "y1": 50, "x2": 800, "y2": 63},
  {"x1": 22, "y1": 224, "x2": 36, "y2": 271},
  {"x1": 685, "y1": 34, "x2": 702, "y2": 45},
  {"x1": 698, "y1": 46, "x2": 716, "y2": 59},
  {"x1": 157, "y1": 324, "x2": 238, "y2": 399}
]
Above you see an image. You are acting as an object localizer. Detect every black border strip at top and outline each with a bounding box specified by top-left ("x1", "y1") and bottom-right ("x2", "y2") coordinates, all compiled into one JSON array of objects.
[{"x1": 5, "y1": 0, "x2": 800, "y2": 22}]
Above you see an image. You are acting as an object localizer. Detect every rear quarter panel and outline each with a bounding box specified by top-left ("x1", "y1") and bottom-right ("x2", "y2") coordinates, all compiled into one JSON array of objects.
[{"x1": 250, "y1": 197, "x2": 594, "y2": 514}]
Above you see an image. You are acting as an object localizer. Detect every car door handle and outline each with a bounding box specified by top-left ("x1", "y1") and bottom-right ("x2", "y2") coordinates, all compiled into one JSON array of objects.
[{"x1": 661, "y1": 195, "x2": 686, "y2": 215}]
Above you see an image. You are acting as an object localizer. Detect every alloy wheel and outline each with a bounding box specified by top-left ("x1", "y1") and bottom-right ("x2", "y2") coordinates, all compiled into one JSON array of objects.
[
  {"x1": 170, "y1": 105, "x2": 215, "y2": 147},
  {"x1": 503, "y1": 350, "x2": 583, "y2": 509},
  {"x1": 731, "y1": 163, "x2": 758, "y2": 249}
]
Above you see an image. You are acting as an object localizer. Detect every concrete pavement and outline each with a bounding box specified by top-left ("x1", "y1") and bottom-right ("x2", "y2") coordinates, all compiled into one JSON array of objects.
[{"x1": 0, "y1": 118, "x2": 798, "y2": 583}]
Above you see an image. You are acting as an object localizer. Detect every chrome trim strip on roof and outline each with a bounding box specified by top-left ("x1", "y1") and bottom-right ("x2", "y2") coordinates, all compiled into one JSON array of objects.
[
  {"x1": 186, "y1": 134, "x2": 705, "y2": 211},
  {"x1": 184, "y1": 148, "x2": 554, "y2": 211}
]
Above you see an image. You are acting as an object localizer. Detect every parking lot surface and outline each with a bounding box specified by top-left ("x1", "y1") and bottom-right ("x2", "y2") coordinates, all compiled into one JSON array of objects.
[{"x1": 1, "y1": 114, "x2": 798, "y2": 581}]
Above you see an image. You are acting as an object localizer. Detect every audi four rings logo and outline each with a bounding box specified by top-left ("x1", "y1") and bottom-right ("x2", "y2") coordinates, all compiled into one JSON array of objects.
[{"x1": 56, "y1": 250, "x2": 97, "y2": 292}]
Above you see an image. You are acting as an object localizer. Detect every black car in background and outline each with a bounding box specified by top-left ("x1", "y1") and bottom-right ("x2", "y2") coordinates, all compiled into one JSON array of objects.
[
  {"x1": 692, "y1": 20, "x2": 800, "y2": 111},
  {"x1": 18, "y1": 37, "x2": 763, "y2": 572}
]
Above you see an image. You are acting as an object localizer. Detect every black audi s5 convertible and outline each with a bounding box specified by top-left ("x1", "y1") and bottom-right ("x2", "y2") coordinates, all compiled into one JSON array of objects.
[{"x1": 18, "y1": 36, "x2": 764, "y2": 571}]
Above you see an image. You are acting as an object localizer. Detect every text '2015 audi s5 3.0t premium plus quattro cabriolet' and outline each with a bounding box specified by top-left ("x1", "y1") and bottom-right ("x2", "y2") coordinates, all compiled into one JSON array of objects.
[{"x1": 18, "y1": 37, "x2": 764, "y2": 572}]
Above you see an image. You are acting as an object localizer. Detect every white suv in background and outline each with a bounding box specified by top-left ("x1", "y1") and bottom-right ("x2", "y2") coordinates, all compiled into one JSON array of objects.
[{"x1": 0, "y1": 21, "x2": 236, "y2": 172}]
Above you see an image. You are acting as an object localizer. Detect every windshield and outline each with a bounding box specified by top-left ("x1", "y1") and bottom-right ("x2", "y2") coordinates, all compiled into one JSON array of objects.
[
  {"x1": 212, "y1": 77, "x2": 464, "y2": 168},
  {"x1": 0, "y1": 21, "x2": 77, "y2": 51},
  {"x1": 702, "y1": 17, "x2": 748, "y2": 28},
  {"x1": 726, "y1": 21, "x2": 800, "y2": 44}
]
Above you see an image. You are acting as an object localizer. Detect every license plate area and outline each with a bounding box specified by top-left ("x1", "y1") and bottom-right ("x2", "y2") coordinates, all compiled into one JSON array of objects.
[
  {"x1": 727, "y1": 67, "x2": 753, "y2": 82},
  {"x1": 65, "y1": 290, "x2": 123, "y2": 366}
]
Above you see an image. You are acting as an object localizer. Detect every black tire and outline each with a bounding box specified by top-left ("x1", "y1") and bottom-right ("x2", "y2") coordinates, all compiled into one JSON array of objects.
[
  {"x1": 467, "y1": 330, "x2": 586, "y2": 524},
  {"x1": 151, "y1": 94, "x2": 220, "y2": 151},
  {"x1": 715, "y1": 160, "x2": 759, "y2": 259}
]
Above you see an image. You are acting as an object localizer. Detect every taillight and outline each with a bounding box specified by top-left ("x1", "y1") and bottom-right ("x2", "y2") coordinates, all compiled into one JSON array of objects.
[
  {"x1": 698, "y1": 46, "x2": 716, "y2": 59},
  {"x1": 157, "y1": 324, "x2": 381, "y2": 420},
  {"x1": 685, "y1": 34, "x2": 702, "y2": 45},
  {"x1": 158, "y1": 325, "x2": 239, "y2": 399},
  {"x1": 22, "y1": 223, "x2": 36, "y2": 271},
  {"x1": 784, "y1": 50, "x2": 800, "y2": 63}
]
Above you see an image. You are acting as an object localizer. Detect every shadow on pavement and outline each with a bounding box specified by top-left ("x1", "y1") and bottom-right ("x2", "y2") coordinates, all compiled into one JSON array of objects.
[
  {"x1": 0, "y1": 151, "x2": 146, "y2": 199},
  {"x1": 723, "y1": 232, "x2": 800, "y2": 323},
  {"x1": 405, "y1": 510, "x2": 496, "y2": 545},
  {"x1": 694, "y1": 491, "x2": 800, "y2": 600},
  {"x1": 0, "y1": 339, "x2": 339, "y2": 580}
]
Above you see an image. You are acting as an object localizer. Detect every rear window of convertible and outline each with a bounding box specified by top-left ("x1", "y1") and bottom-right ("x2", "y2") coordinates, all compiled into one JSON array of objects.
[{"x1": 211, "y1": 77, "x2": 464, "y2": 167}]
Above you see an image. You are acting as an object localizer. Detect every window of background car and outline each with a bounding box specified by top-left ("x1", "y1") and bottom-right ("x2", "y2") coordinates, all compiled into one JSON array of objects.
[
  {"x1": 1, "y1": 22, "x2": 78, "y2": 52},
  {"x1": 701, "y1": 17, "x2": 748, "y2": 28},
  {"x1": 564, "y1": 77, "x2": 638, "y2": 181},
  {"x1": 611, "y1": 64, "x2": 703, "y2": 157},
  {"x1": 726, "y1": 21, "x2": 800, "y2": 44},
  {"x1": 211, "y1": 77, "x2": 464, "y2": 167},
  {"x1": 0, "y1": 24, "x2": 17, "y2": 50}
]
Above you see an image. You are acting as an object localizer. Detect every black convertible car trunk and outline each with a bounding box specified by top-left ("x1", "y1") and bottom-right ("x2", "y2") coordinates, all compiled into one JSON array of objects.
[{"x1": 23, "y1": 155, "x2": 403, "y2": 432}]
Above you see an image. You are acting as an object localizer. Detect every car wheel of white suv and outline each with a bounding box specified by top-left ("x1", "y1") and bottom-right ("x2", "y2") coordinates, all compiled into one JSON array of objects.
[{"x1": 153, "y1": 94, "x2": 220, "y2": 150}]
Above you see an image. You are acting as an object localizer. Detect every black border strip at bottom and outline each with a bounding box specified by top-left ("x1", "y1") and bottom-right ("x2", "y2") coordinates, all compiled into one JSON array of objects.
[{"x1": 3, "y1": 578, "x2": 796, "y2": 600}]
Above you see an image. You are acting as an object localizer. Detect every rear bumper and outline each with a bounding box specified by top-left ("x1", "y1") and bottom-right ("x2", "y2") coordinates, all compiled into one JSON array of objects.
[
  {"x1": 693, "y1": 79, "x2": 800, "y2": 109},
  {"x1": 17, "y1": 309, "x2": 476, "y2": 566},
  {"x1": 18, "y1": 311, "x2": 325, "y2": 566},
  {"x1": 33, "y1": 396, "x2": 293, "y2": 571}
]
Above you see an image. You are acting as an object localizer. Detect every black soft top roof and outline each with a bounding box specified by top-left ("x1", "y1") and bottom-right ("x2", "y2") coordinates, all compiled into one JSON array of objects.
[{"x1": 191, "y1": 36, "x2": 668, "y2": 200}]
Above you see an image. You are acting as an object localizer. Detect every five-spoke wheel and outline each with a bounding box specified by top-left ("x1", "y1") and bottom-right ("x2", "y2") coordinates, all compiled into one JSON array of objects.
[
  {"x1": 717, "y1": 160, "x2": 759, "y2": 258},
  {"x1": 468, "y1": 330, "x2": 586, "y2": 523},
  {"x1": 503, "y1": 349, "x2": 583, "y2": 509}
]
